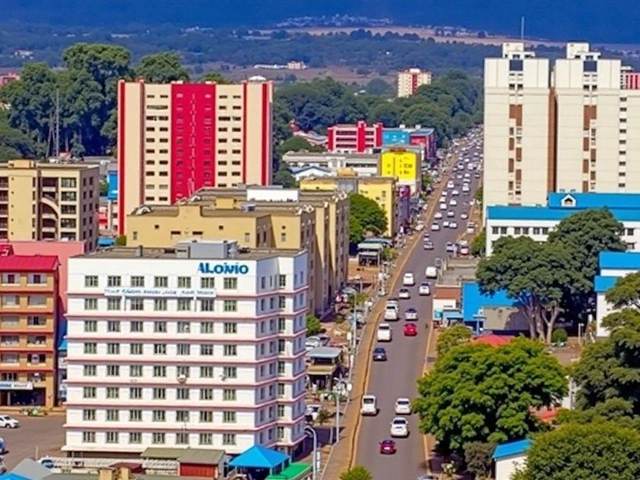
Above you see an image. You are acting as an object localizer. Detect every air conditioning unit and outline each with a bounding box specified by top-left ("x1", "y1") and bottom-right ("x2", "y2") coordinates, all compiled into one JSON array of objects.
[{"x1": 177, "y1": 374, "x2": 187, "y2": 383}]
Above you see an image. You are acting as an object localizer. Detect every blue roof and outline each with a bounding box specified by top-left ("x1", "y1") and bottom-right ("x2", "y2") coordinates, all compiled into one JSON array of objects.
[
  {"x1": 107, "y1": 171, "x2": 118, "y2": 201},
  {"x1": 462, "y1": 282, "x2": 516, "y2": 321},
  {"x1": 58, "y1": 338, "x2": 68, "y2": 352},
  {"x1": 487, "y1": 206, "x2": 640, "y2": 222},
  {"x1": 493, "y1": 439, "x2": 531, "y2": 459},
  {"x1": 98, "y1": 237, "x2": 115, "y2": 247},
  {"x1": 594, "y1": 276, "x2": 618, "y2": 293},
  {"x1": 548, "y1": 192, "x2": 640, "y2": 210},
  {"x1": 229, "y1": 445, "x2": 290, "y2": 469},
  {"x1": 0, "y1": 474, "x2": 30, "y2": 480},
  {"x1": 599, "y1": 251, "x2": 640, "y2": 270}
]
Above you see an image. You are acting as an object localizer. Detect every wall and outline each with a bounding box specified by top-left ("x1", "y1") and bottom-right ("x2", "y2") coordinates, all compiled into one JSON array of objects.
[{"x1": 495, "y1": 454, "x2": 526, "y2": 480}]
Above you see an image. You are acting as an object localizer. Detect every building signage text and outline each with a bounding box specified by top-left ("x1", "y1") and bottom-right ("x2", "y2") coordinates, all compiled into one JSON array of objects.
[
  {"x1": 104, "y1": 288, "x2": 217, "y2": 298},
  {"x1": 197, "y1": 262, "x2": 250, "y2": 275},
  {"x1": 0, "y1": 382, "x2": 33, "y2": 391}
]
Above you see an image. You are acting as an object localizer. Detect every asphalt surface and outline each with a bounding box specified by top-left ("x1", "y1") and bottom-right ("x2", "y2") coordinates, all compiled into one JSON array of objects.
[{"x1": 354, "y1": 136, "x2": 483, "y2": 480}]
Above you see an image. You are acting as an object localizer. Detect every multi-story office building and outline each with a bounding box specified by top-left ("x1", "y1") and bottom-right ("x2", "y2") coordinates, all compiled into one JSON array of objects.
[
  {"x1": 125, "y1": 187, "x2": 349, "y2": 315},
  {"x1": 0, "y1": 160, "x2": 99, "y2": 248},
  {"x1": 397, "y1": 68, "x2": 433, "y2": 98},
  {"x1": 379, "y1": 148, "x2": 421, "y2": 194},
  {"x1": 484, "y1": 42, "x2": 640, "y2": 209},
  {"x1": 63, "y1": 240, "x2": 308, "y2": 455},
  {"x1": 117, "y1": 79, "x2": 273, "y2": 234},
  {"x1": 381, "y1": 126, "x2": 437, "y2": 161},
  {"x1": 0, "y1": 251, "x2": 60, "y2": 407},
  {"x1": 299, "y1": 175, "x2": 407, "y2": 237},
  {"x1": 327, "y1": 121, "x2": 383, "y2": 153}
]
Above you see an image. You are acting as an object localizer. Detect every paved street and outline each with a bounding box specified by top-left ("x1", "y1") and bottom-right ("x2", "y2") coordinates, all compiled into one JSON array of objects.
[
  {"x1": 0, "y1": 415, "x2": 65, "y2": 468},
  {"x1": 353, "y1": 140, "x2": 482, "y2": 479}
]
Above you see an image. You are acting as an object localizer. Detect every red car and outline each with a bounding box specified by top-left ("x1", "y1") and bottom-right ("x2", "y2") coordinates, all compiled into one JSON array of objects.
[
  {"x1": 379, "y1": 439, "x2": 397, "y2": 454},
  {"x1": 403, "y1": 323, "x2": 418, "y2": 336}
]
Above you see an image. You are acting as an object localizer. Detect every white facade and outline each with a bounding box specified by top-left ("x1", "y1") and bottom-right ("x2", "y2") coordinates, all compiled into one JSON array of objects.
[
  {"x1": 495, "y1": 453, "x2": 527, "y2": 480},
  {"x1": 397, "y1": 68, "x2": 432, "y2": 98},
  {"x1": 485, "y1": 216, "x2": 640, "y2": 256},
  {"x1": 63, "y1": 248, "x2": 309, "y2": 455},
  {"x1": 282, "y1": 152, "x2": 379, "y2": 177},
  {"x1": 484, "y1": 43, "x2": 551, "y2": 208}
]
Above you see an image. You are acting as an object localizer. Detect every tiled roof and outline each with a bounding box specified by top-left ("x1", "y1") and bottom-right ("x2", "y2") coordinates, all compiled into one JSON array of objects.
[
  {"x1": 0, "y1": 255, "x2": 58, "y2": 272},
  {"x1": 472, "y1": 334, "x2": 514, "y2": 347},
  {"x1": 599, "y1": 251, "x2": 640, "y2": 270}
]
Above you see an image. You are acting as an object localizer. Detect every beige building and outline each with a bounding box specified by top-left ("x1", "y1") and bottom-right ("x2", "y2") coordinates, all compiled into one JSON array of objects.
[
  {"x1": 126, "y1": 187, "x2": 349, "y2": 314},
  {"x1": 397, "y1": 68, "x2": 433, "y2": 98},
  {"x1": 117, "y1": 79, "x2": 273, "y2": 234},
  {"x1": 0, "y1": 160, "x2": 99, "y2": 249},
  {"x1": 484, "y1": 42, "x2": 640, "y2": 209}
]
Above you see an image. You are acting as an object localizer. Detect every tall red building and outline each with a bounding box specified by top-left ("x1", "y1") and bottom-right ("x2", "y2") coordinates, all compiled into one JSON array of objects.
[
  {"x1": 327, "y1": 121, "x2": 383, "y2": 153},
  {"x1": 117, "y1": 79, "x2": 273, "y2": 234}
]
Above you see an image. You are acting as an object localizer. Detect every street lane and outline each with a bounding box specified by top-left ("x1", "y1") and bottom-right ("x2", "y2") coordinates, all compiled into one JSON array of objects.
[{"x1": 354, "y1": 137, "x2": 483, "y2": 479}]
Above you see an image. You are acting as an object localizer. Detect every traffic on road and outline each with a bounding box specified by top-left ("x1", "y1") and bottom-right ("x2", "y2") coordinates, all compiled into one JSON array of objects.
[{"x1": 353, "y1": 130, "x2": 483, "y2": 480}]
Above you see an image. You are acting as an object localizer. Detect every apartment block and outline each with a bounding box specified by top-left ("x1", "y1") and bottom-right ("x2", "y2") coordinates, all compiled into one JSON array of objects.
[
  {"x1": 379, "y1": 148, "x2": 422, "y2": 194},
  {"x1": 327, "y1": 121, "x2": 383, "y2": 153},
  {"x1": 484, "y1": 42, "x2": 640, "y2": 210},
  {"x1": 299, "y1": 175, "x2": 406, "y2": 237},
  {"x1": 117, "y1": 79, "x2": 273, "y2": 234},
  {"x1": 397, "y1": 68, "x2": 433, "y2": 98},
  {"x1": 0, "y1": 251, "x2": 60, "y2": 408},
  {"x1": 0, "y1": 160, "x2": 99, "y2": 248}
]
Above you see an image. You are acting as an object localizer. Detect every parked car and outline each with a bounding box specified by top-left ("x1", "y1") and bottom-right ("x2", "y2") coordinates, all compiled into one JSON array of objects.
[{"x1": 0, "y1": 415, "x2": 19, "y2": 429}]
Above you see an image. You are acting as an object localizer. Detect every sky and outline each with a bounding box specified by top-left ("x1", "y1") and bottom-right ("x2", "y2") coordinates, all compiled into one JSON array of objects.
[{"x1": 1, "y1": 0, "x2": 639, "y2": 44}]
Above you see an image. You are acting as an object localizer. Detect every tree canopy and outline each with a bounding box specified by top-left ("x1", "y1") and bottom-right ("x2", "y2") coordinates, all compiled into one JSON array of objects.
[
  {"x1": 515, "y1": 422, "x2": 640, "y2": 480},
  {"x1": 339, "y1": 466, "x2": 372, "y2": 480},
  {"x1": 436, "y1": 324, "x2": 472, "y2": 357},
  {"x1": 348, "y1": 193, "x2": 387, "y2": 245},
  {"x1": 470, "y1": 228, "x2": 485, "y2": 258},
  {"x1": 413, "y1": 338, "x2": 567, "y2": 453}
]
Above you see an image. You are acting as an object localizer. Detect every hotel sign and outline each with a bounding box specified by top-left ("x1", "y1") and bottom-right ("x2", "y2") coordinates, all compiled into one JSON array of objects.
[
  {"x1": 0, "y1": 382, "x2": 33, "y2": 391},
  {"x1": 104, "y1": 288, "x2": 217, "y2": 298},
  {"x1": 197, "y1": 262, "x2": 250, "y2": 275}
]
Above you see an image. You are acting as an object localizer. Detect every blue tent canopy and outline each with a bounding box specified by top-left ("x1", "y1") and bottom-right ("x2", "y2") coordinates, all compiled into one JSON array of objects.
[
  {"x1": 98, "y1": 237, "x2": 115, "y2": 247},
  {"x1": 229, "y1": 445, "x2": 290, "y2": 469},
  {"x1": 0, "y1": 474, "x2": 30, "y2": 480}
]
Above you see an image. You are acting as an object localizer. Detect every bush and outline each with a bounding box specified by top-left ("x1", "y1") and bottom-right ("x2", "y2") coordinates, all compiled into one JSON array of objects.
[
  {"x1": 551, "y1": 328, "x2": 568, "y2": 344},
  {"x1": 306, "y1": 315, "x2": 322, "y2": 336}
]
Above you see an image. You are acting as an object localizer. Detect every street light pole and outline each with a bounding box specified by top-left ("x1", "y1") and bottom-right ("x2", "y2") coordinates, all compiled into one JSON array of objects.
[
  {"x1": 335, "y1": 382, "x2": 341, "y2": 444},
  {"x1": 304, "y1": 426, "x2": 318, "y2": 480}
]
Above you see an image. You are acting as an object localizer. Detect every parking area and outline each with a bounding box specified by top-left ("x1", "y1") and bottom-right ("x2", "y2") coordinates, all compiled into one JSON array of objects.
[{"x1": 1, "y1": 415, "x2": 65, "y2": 469}]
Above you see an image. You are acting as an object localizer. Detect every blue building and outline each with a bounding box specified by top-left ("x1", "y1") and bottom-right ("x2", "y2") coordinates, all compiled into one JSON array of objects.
[{"x1": 486, "y1": 193, "x2": 640, "y2": 256}]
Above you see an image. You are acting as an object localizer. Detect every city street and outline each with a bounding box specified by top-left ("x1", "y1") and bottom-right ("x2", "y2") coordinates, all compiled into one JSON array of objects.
[{"x1": 353, "y1": 140, "x2": 482, "y2": 479}]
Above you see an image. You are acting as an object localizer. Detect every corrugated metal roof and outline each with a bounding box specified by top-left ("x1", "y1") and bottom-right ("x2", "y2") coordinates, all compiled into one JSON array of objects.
[
  {"x1": 594, "y1": 275, "x2": 619, "y2": 293},
  {"x1": 0, "y1": 255, "x2": 58, "y2": 272},
  {"x1": 177, "y1": 448, "x2": 225, "y2": 465},
  {"x1": 599, "y1": 251, "x2": 640, "y2": 270},
  {"x1": 487, "y1": 206, "x2": 640, "y2": 222},
  {"x1": 462, "y1": 282, "x2": 516, "y2": 321},
  {"x1": 492, "y1": 439, "x2": 531, "y2": 459}
]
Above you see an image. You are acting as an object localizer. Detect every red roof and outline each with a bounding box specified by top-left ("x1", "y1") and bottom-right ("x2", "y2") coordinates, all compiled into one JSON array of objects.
[
  {"x1": 472, "y1": 334, "x2": 514, "y2": 347},
  {"x1": 0, "y1": 255, "x2": 59, "y2": 272}
]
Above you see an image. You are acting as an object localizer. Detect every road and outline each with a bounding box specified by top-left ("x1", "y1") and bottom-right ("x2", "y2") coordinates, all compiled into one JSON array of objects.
[{"x1": 354, "y1": 135, "x2": 483, "y2": 480}]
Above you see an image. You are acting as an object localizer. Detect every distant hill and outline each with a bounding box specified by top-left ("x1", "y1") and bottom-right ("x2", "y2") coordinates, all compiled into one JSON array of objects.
[{"x1": 1, "y1": 0, "x2": 639, "y2": 44}]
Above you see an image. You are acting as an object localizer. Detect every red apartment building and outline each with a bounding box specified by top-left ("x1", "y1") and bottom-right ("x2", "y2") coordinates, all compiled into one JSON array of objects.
[{"x1": 327, "y1": 121, "x2": 384, "y2": 153}]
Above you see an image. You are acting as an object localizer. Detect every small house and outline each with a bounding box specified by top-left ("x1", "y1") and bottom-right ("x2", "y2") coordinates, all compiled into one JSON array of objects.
[{"x1": 493, "y1": 439, "x2": 531, "y2": 480}]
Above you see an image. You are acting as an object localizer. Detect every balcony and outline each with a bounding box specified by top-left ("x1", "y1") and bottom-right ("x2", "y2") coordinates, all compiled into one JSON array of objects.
[
  {"x1": 0, "y1": 337, "x2": 54, "y2": 351},
  {"x1": 0, "y1": 355, "x2": 55, "y2": 371}
]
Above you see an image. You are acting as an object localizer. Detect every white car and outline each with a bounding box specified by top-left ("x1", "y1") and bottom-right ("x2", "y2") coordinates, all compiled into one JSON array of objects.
[
  {"x1": 390, "y1": 417, "x2": 410, "y2": 437},
  {"x1": 434, "y1": 212, "x2": 443, "y2": 220},
  {"x1": 395, "y1": 398, "x2": 412, "y2": 415},
  {"x1": 449, "y1": 199, "x2": 457, "y2": 207},
  {"x1": 431, "y1": 223, "x2": 440, "y2": 231},
  {"x1": 452, "y1": 190, "x2": 460, "y2": 196},
  {"x1": 403, "y1": 273, "x2": 415, "y2": 286},
  {"x1": 0, "y1": 415, "x2": 19, "y2": 428},
  {"x1": 377, "y1": 324, "x2": 392, "y2": 342},
  {"x1": 443, "y1": 221, "x2": 450, "y2": 228},
  {"x1": 399, "y1": 288, "x2": 411, "y2": 299},
  {"x1": 361, "y1": 395, "x2": 378, "y2": 416},
  {"x1": 460, "y1": 213, "x2": 469, "y2": 220},
  {"x1": 419, "y1": 282, "x2": 431, "y2": 296},
  {"x1": 447, "y1": 211, "x2": 455, "y2": 218},
  {"x1": 449, "y1": 221, "x2": 458, "y2": 229},
  {"x1": 439, "y1": 203, "x2": 447, "y2": 210},
  {"x1": 405, "y1": 308, "x2": 418, "y2": 320}
]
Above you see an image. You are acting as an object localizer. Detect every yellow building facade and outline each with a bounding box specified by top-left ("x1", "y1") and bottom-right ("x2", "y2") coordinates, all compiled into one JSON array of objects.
[
  {"x1": 299, "y1": 175, "x2": 398, "y2": 237},
  {"x1": 379, "y1": 149, "x2": 421, "y2": 194},
  {"x1": 0, "y1": 160, "x2": 99, "y2": 249}
]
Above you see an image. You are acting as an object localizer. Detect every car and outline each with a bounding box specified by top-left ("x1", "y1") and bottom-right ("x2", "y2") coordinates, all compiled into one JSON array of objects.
[
  {"x1": 0, "y1": 415, "x2": 19, "y2": 428},
  {"x1": 423, "y1": 241, "x2": 434, "y2": 250},
  {"x1": 403, "y1": 323, "x2": 418, "y2": 336},
  {"x1": 361, "y1": 395, "x2": 378, "y2": 416},
  {"x1": 431, "y1": 223, "x2": 440, "y2": 232},
  {"x1": 373, "y1": 347, "x2": 388, "y2": 361},
  {"x1": 422, "y1": 233, "x2": 430, "y2": 241},
  {"x1": 452, "y1": 190, "x2": 460, "y2": 196},
  {"x1": 460, "y1": 213, "x2": 469, "y2": 220},
  {"x1": 380, "y1": 439, "x2": 397, "y2": 454},
  {"x1": 434, "y1": 212, "x2": 443, "y2": 219},
  {"x1": 305, "y1": 404, "x2": 321, "y2": 422},
  {"x1": 416, "y1": 476, "x2": 437, "y2": 480},
  {"x1": 449, "y1": 221, "x2": 458, "y2": 229},
  {"x1": 449, "y1": 199, "x2": 458, "y2": 207},
  {"x1": 405, "y1": 307, "x2": 418, "y2": 320},
  {"x1": 395, "y1": 398, "x2": 412, "y2": 415},
  {"x1": 399, "y1": 288, "x2": 411, "y2": 299},
  {"x1": 446, "y1": 242, "x2": 455, "y2": 253},
  {"x1": 439, "y1": 203, "x2": 447, "y2": 210},
  {"x1": 390, "y1": 417, "x2": 410, "y2": 437},
  {"x1": 460, "y1": 246, "x2": 470, "y2": 256},
  {"x1": 447, "y1": 210, "x2": 455, "y2": 218},
  {"x1": 377, "y1": 323, "x2": 392, "y2": 342},
  {"x1": 443, "y1": 221, "x2": 450, "y2": 228},
  {"x1": 403, "y1": 273, "x2": 415, "y2": 286},
  {"x1": 419, "y1": 282, "x2": 431, "y2": 295}
]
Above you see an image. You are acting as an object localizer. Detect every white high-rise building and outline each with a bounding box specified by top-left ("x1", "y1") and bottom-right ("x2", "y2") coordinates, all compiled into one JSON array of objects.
[
  {"x1": 63, "y1": 240, "x2": 309, "y2": 456},
  {"x1": 483, "y1": 42, "x2": 640, "y2": 210}
]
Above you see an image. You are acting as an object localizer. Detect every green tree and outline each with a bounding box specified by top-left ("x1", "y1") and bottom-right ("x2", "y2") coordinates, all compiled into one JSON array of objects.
[
  {"x1": 315, "y1": 408, "x2": 331, "y2": 426},
  {"x1": 473, "y1": 184, "x2": 483, "y2": 206},
  {"x1": 470, "y1": 228, "x2": 486, "y2": 258},
  {"x1": 604, "y1": 271, "x2": 640, "y2": 309},
  {"x1": 199, "y1": 72, "x2": 231, "y2": 84},
  {"x1": 413, "y1": 338, "x2": 567, "y2": 453},
  {"x1": 277, "y1": 136, "x2": 323, "y2": 157},
  {"x1": 0, "y1": 111, "x2": 36, "y2": 160},
  {"x1": 436, "y1": 324, "x2": 472, "y2": 357},
  {"x1": 517, "y1": 422, "x2": 640, "y2": 480},
  {"x1": 63, "y1": 43, "x2": 132, "y2": 88},
  {"x1": 340, "y1": 466, "x2": 373, "y2": 480},
  {"x1": 136, "y1": 52, "x2": 190, "y2": 83},
  {"x1": 364, "y1": 78, "x2": 393, "y2": 96},
  {"x1": 306, "y1": 314, "x2": 322, "y2": 336},
  {"x1": 476, "y1": 236, "x2": 581, "y2": 342},
  {"x1": 272, "y1": 163, "x2": 298, "y2": 188},
  {"x1": 464, "y1": 441, "x2": 496, "y2": 480},
  {"x1": 547, "y1": 209, "x2": 625, "y2": 320},
  {"x1": 369, "y1": 102, "x2": 401, "y2": 127},
  {"x1": 349, "y1": 193, "x2": 387, "y2": 245}
]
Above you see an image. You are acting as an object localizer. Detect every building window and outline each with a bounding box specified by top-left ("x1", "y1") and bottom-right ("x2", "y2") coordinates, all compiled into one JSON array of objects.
[
  {"x1": 277, "y1": 405, "x2": 285, "y2": 418},
  {"x1": 222, "y1": 434, "x2": 236, "y2": 445},
  {"x1": 105, "y1": 431, "x2": 119, "y2": 444},
  {"x1": 83, "y1": 409, "x2": 96, "y2": 421},
  {"x1": 84, "y1": 298, "x2": 98, "y2": 311},
  {"x1": 277, "y1": 426, "x2": 285, "y2": 440},
  {"x1": 107, "y1": 320, "x2": 120, "y2": 332},
  {"x1": 154, "y1": 321, "x2": 167, "y2": 333},
  {"x1": 152, "y1": 387, "x2": 166, "y2": 399},
  {"x1": 82, "y1": 432, "x2": 96, "y2": 443},
  {"x1": 0, "y1": 274, "x2": 18, "y2": 285},
  {"x1": 154, "y1": 299, "x2": 168, "y2": 311},
  {"x1": 131, "y1": 321, "x2": 144, "y2": 332},
  {"x1": 85, "y1": 275, "x2": 98, "y2": 287},
  {"x1": 130, "y1": 365, "x2": 143, "y2": 377},
  {"x1": 223, "y1": 300, "x2": 237, "y2": 312},
  {"x1": 177, "y1": 322, "x2": 190, "y2": 333},
  {"x1": 84, "y1": 343, "x2": 97, "y2": 354},
  {"x1": 176, "y1": 432, "x2": 189, "y2": 445},
  {"x1": 201, "y1": 299, "x2": 215, "y2": 311},
  {"x1": 199, "y1": 411, "x2": 213, "y2": 423},
  {"x1": 129, "y1": 387, "x2": 143, "y2": 399},
  {"x1": 176, "y1": 410, "x2": 189, "y2": 422},
  {"x1": 279, "y1": 296, "x2": 286, "y2": 309},
  {"x1": 107, "y1": 365, "x2": 120, "y2": 376},
  {"x1": 223, "y1": 322, "x2": 237, "y2": 334},
  {"x1": 176, "y1": 388, "x2": 189, "y2": 400},
  {"x1": 223, "y1": 366, "x2": 237, "y2": 379},
  {"x1": 83, "y1": 387, "x2": 96, "y2": 398},
  {"x1": 152, "y1": 433, "x2": 165, "y2": 445},
  {"x1": 130, "y1": 343, "x2": 143, "y2": 355},
  {"x1": 84, "y1": 365, "x2": 97, "y2": 376},
  {"x1": 223, "y1": 277, "x2": 238, "y2": 289},
  {"x1": 200, "y1": 388, "x2": 214, "y2": 400},
  {"x1": 177, "y1": 299, "x2": 192, "y2": 311},
  {"x1": 107, "y1": 298, "x2": 121, "y2": 311},
  {"x1": 106, "y1": 387, "x2": 120, "y2": 399},
  {"x1": 223, "y1": 345, "x2": 237, "y2": 356},
  {"x1": 154, "y1": 344, "x2": 167, "y2": 355},
  {"x1": 223, "y1": 389, "x2": 236, "y2": 401},
  {"x1": 177, "y1": 277, "x2": 191, "y2": 288},
  {"x1": 200, "y1": 366, "x2": 214, "y2": 378},
  {"x1": 199, "y1": 433, "x2": 213, "y2": 445},
  {"x1": 130, "y1": 298, "x2": 144, "y2": 311},
  {"x1": 154, "y1": 276, "x2": 168, "y2": 288},
  {"x1": 107, "y1": 276, "x2": 121, "y2": 287},
  {"x1": 201, "y1": 321, "x2": 214, "y2": 333},
  {"x1": 129, "y1": 432, "x2": 142, "y2": 444},
  {"x1": 223, "y1": 411, "x2": 236, "y2": 423},
  {"x1": 84, "y1": 320, "x2": 97, "y2": 332},
  {"x1": 107, "y1": 343, "x2": 120, "y2": 355},
  {"x1": 277, "y1": 361, "x2": 285, "y2": 376},
  {"x1": 278, "y1": 275, "x2": 286, "y2": 288},
  {"x1": 626, "y1": 228, "x2": 635, "y2": 236},
  {"x1": 106, "y1": 410, "x2": 119, "y2": 421},
  {"x1": 201, "y1": 278, "x2": 215, "y2": 289},
  {"x1": 177, "y1": 344, "x2": 191, "y2": 356},
  {"x1": 131, "y1": 276, "x2": 145, "y2": 287},
  {"x1": 277, "y1": 383, "x2": 285, "y2": 398},
  {"x1": 153, "y1": 410, "x2": 166, "y2": 422},
  {"x1": 153, "y1": 367, "x2": 167, "y2": 378},
  {"x1": 278, "y1": 318, "x2": 286, "y2": 333},
  {"x1": 200, "y1": 344, "x2": 214, "y2": 356}
]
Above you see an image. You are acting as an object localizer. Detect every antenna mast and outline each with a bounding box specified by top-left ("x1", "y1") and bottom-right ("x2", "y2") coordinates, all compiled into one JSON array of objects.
[{"x1": 520, "y1": 16, "x2": 525, "y2": 41}]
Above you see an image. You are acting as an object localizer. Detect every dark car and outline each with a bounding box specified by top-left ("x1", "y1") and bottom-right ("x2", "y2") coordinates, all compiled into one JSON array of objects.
[
  {"x1": 379, "y1": 439, "x2": 397, "y2": 454},
  {"x1": 373, "y1": 347, "x2": 387, "y2": 361}
]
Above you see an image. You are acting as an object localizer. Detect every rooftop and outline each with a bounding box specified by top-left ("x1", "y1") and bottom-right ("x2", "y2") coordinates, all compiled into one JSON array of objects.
[
  {"x1": 0, "y1": 159, "x2": 99, "y2": 172},
  {"x1": 228, "y1": 445, "x2": 290, "y2": 469},
  {"x1": 307, "y1": 346, "x2": 342, "y2": 359},
  {"x1": 283, "y1": 151, "x2": 379, "y2": 160},
  {"x1": 141, "y1": 447, "x2": 225, "y2": 465},
  {"x1": 462, "y1": 282, "x2": 517, "y2": 321},
  {"x1": 599, "y1": 251, "x2": 640, "y2": 270},
  {"x1": 77, "y1": 245, "x2": 302, "y2": 260},
  {"x1": 487, "y1": 205, "x2": 640, "y2": 222},
  {"x1": 472, "y1": 334, "x2": 514, "y2": 347},
  {"x1": 265, "y1": 463, "x2": 312, "y2": 480},
  {"x1": 548, "y1": 192, "x2": 640, "y2": 210},
  {"x1": 300, "y1": 175, "x2": 396, "y2": 184},
  {"x1": 0, "y1": 255, "x2": 59, "y2": 272},
  {"x1": 492, "y1": 439, "x2": 531, "y2": 460}
]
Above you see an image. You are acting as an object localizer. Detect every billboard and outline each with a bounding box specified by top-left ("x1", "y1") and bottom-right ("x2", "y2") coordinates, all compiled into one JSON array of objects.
[{"x1": 379, "y1": 151, "x2": 419, "y2": 183}]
